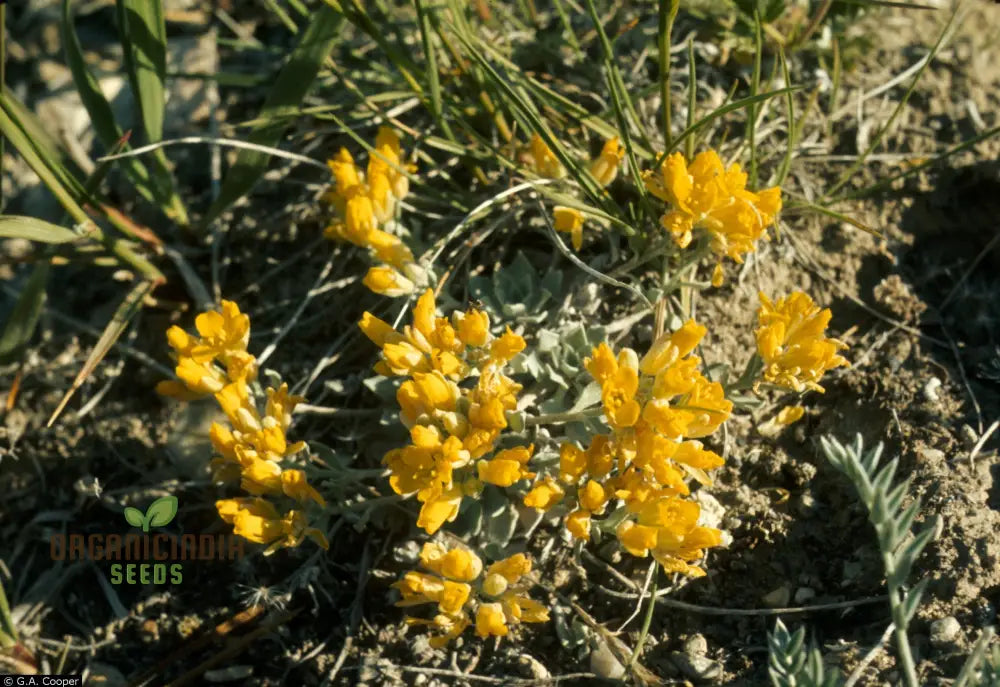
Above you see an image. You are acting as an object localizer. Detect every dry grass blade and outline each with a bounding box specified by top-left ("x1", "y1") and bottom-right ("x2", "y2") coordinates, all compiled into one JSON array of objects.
[
  {"x1": 202, "y1": 7, "x2": 343, "y2": 227},
  {"x1": 47, "y1": 279, "x2": 155, "y2": 427}
]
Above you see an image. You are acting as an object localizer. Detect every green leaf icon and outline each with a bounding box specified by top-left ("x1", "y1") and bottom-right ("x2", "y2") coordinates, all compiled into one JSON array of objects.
[
  {"x1": 144, "y1": 496, "x2": 178, "y2": 530},
  {"x1": 124, "y1": 506, "x2": 145, "y2": 529}
]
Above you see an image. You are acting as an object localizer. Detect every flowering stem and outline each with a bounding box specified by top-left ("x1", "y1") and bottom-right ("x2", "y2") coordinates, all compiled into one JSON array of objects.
[
  {"x1": 657, "y1": 0, "x2": 680, "y2": 147},
  {"x1": 629, "y1": 572, "x2": 659, "y2": 667},
  {"x1": 525, "y1": 407, "x2": 603, "y2": 427}
]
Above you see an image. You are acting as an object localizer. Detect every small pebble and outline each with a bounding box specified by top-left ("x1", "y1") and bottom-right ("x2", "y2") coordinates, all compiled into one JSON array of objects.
[
  {"x1": 204, "y1": 665, "x2": 253, "y2": 683},
  {"x1": 684, "y1": 633, "x2": 708, "y2": 656},
  {"x1": 923, "y1": 377, "x2": 942, "y2": 403},
  {"x1": 917, "y1": 447, "x2": 946, "y2": 464},
  {"x1": 929, "y1": 616, "x2": 962, "y2": 648},
  {"x1": 139, "y1": 618, "x2": 159, "y2": 643},
  {"x1": 797, "y1": 492, "x2": 818, "y2": 517},
  {"x1": 960, "y1": 424, "x2": 978, "y2": 449},
  {"x1": 794, "y1": 587, "x2": 816, "y2": 604},
  {"x1": 590, "y1": 637, "x2": 625, "y2": 680},
  {"x1": 670, "y1": 651, "x2": 723, "y2": 682},
  {"x1": 762, "y1": 586, "x2": 791, "y2": 608}
]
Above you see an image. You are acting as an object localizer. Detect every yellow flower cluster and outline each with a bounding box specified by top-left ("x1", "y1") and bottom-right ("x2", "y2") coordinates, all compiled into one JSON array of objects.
[
  {"x1": 524, "y1": 320, "x2": 732, "y2": 576},
  {"x1": 526, "y1": 133, "x2": 624, "y2": 250},
  {"x1": 322, "y1": 126, "x2": 423, "y2": 297},
  {"x1": 644, "y1": 150, "x2": 782, "y2": 286},
  {"x1": 756, "y1": 291, "x2": 849, "y2": 393},
  {"x1": 157, "y1": 301, "x2": 328, "y2": 554},
  {"x1": 393, "y1": 542, "x2": 548, "y2": 647},
  {"x1": 359, "y1": 289, "x2": 532, "y2": 534}
]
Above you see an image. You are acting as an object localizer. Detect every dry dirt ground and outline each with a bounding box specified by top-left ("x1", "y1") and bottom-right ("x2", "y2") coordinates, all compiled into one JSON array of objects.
[{"x1": 2, "y1": 2, "x2": 1000, "y2": 685}]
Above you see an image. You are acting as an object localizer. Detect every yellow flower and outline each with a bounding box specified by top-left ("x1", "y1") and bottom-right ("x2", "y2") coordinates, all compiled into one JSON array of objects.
[
  {"x1": 327, "y1": 148, "x2": 362, "y2": 198},
  {"x1": 175, "y1": 356, "x2": 226, "y2": 394},
  {"x1": 358, "y1": 312, "x2": 399, "y2": 348},
  {"x1": 589, "y1": 137, "x2": 624, "y2": 187},
  {"x1": 475, "y1": 602, "x2": 509, "y2": 637},
  {"x1": 454, "y1": 309, "x2": 490, "y2": 347},
  {"x1": 601, "y1": 363, "x2": 641, "y2": 430},
  {"x1": 640, "y1": 320, "x2": 706, "y2": 376},
  {"x1": 490, "y1": 327, "x2": 526, "y2": 364},
  {"x1": 396, "y1": 544, "x2": 547, "y2": 646},
  {"x1": 523, "y1": 477, "x2": 565, "y2": 511},
  {"x1": 578, "y1": 479, "x2": 608, "y2": 514},
  {"x1": 363, "y1": 266, "x2": 415, "y2": 298},
  {"x1": 416, "y1": 484, "x2": 464, "y2": 534},
  {"x1": 397, "y1": 372, "x2": 460, "y2": 425},
  {"x1": 643, "y1": 150, "x2": 781, "y2": 265},
  {"x1": 216, "y1": 499, "x2": 327, "y2": 553},
  {"x1": 617, "y1": 496, "x2": 721, "y2": 576},
  {"x1": 566, "y1": 509, "x2": 591, "y2": 540},
  {"x1": 756, "y1": 291, "x2": 849, "y2": 393},
  {"x1": 281, "y1": 469, "x2": 326, "y2": 507},
  {"x1": 553, "y1": 206, "x2": 585, "y2": 251},
  {"x1": 374, "y1": 126, "x2": 411, "y2": 200},
  {"x1": 528, "y1": 133, "x2": 565, "y2": 178},
  {"x1": 486, "y1": 553, "x2": 532, "y2": 583},
  {"x1": 584, "y1": 342, "x2": 619, "y2": 385},
  {"x1": 776, "y1": 405, "x2": 805, "y2": 425},
  {"x1": 478, "y1": 445, "x2": 535, "y2": 487},
  {"x1": 559, "y1": 442, "x2": 587, "y2": 484},
  {"x1": 420, "y1": 542, "x2": 483, "y2": 581}
]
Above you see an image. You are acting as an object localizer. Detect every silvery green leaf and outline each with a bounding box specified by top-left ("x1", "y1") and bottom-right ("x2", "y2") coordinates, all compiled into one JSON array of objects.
[
  {"x1": 540, "y1": 267, "x2": 563, "y2": 298},
  {"x1": 483, "y1": 502, "x2": 518, "y2": 553},
  {"x1": 567, "y1": 381, "x2": 602, "y2": 413},
  {"x1": 902, "y1": 579, "x2": 929, "y2": 623},
  {"x1": 502, "y1": 302, "x2": 527, "y2": 318},
  {"x1": 537, "y1": 329, "x2": 561, "y2": 353},
  {"x1": 481, "y1": 484, "x2": 509, "y2": 517},
  {"x1": 450, "y1": 499, "x2": 483, "y2": 538},
  {"x1": 363, "y1": 375, "x2": 398, "y2": 403}
]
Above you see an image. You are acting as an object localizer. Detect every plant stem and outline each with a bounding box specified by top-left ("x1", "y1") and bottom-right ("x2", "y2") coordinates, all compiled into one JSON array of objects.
[
  {"x1": 629, "y1": 572, "x2": 659, "y2": 666},
  {"x1": 525, "y1": 407, "x2": 603, "y2": 427},
  {"x1": 657, "y1": 0, "x2": 679, "y2": 147},
  {"x1": 884, "y1": 552, "x2": 920, "y2": 687}
]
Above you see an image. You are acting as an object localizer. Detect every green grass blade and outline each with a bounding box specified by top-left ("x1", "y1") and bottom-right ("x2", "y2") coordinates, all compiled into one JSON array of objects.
[
  {"x1": 0, "y1": 215, "x2": 81, "y2": 243},
  {"x1": 115, "y1": 0, "x2": 188, "y2": 225},
  {"x1": 669, "y1": 86, "x2": 800, "y2": 158},
  {"x1": 0, "y1": 261, "x2": 49, "y2": 365},
  {"x1": 116, "y1": 0, "x2": 167, "y2": 143},
  {"x1": 685, "y1": 37, "x2": 696, "y2": 160},
  {"x1": 747, "y1": 9, "x2": 763, "y2": 188},
  {"x1": 833, "y1": 125, "x2": 1000, "y2": 202},
  {"x1": 414, "y1": 0, "x2": 454, "y2": 140},
  {"x1": 0, "y1": 103, "x2": 92, "y2": 228},
  {"x1": 202, "y1": 7, "x2": 343, "y2": 227},
  {"x1": 823, "y1": 6, "x2": 959, "y2": 200},
  {"x1": 61, "y1": 0, "x2": 157, "y2": 205},
  {"x1": 1, "y1": 87, "x2": 87, "y2": 198}
]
